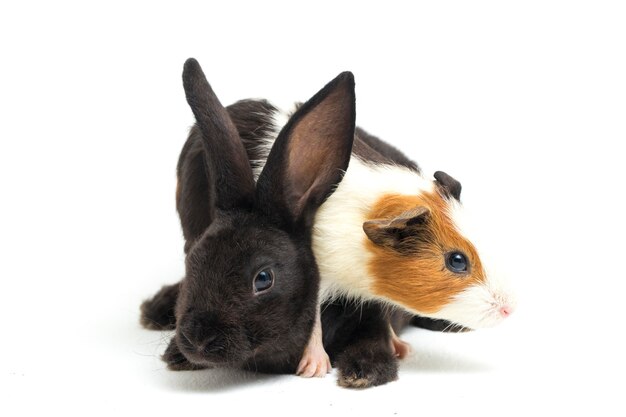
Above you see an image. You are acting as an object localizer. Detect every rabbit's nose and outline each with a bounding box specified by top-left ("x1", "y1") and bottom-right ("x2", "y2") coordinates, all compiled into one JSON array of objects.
[
  {"x1": 180, "y1": 328, "x2": 220, "y2": 353},
  {"x1": 179, "y1": 329, "x2": 195, "y2": 347}
]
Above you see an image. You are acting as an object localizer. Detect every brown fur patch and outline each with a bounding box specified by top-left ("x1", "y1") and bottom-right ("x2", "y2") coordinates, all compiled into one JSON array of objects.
[{"x1": 365, "y1": 192, "x2": 485, "y2": 314}]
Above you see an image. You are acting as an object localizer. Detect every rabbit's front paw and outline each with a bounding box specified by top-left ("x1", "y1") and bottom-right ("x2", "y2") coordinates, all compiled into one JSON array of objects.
[
  {"x1": 140, "y1": 283, "x2": 180, "y2": 330},
  {"x1": 162, "y1": 337, "x2": 209, "y2": 371},
  {"x1": 389, "y1": 327, "x2": 411, "y2": 359}
]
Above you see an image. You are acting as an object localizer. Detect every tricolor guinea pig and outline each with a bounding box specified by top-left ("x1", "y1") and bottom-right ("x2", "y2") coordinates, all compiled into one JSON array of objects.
[
  {"x1": 228, "y1": 94, "x2": 517, "y2": 368},
  {"x1": 231, "y1": 105, "x2": 516, "y2": 330},
  {"x1": 228, "y1": 108, "x2": 515, "y2": 329},
  {"x1": 315, "y1": 161, "x2": 517, "y2": 329}
]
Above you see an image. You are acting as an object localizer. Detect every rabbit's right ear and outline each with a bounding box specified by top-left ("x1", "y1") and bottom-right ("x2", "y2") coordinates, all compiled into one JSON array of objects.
[
  {"x1": 182, "y1": 58, "x2": 256, "y2": 220},
  {"x1": 256, "y1": 72, "x2": 356, "y2": 230}
]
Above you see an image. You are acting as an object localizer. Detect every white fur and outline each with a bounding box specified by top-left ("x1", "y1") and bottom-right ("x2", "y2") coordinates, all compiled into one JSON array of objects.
[
  {"x1": 250, "y1": 105, "x2": 291, "y2": 181},
  {"x1": 436, "y1": 201, "x2": 518, "y2": 328},
  {"x1": 432, "y1": 285, "x2": 510, "y2": 328}
]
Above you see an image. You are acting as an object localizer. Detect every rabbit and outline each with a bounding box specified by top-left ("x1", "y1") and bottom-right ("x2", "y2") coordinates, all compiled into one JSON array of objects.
[{"x1": 141, "y1": 58, "x2": 407, "y2": 387}]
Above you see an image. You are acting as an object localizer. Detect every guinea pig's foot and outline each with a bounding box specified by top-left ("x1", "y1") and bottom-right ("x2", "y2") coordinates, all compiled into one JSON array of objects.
[
  {"x1": 390, "y1": 332, "x2": 411, "y2": 359},
  {"x1": 336, "y1": 342, "x2": 398, "y2": 389},
  {"x1": 162, "y1": 337, "x2": 209, "y2": 371},
  {"x1": 140, "y1": 283, "x2": 180, "y2": 330}
]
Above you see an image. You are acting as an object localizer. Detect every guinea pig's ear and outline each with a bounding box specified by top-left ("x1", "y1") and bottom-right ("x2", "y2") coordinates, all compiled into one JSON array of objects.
[
  {"x1": 256, "y1": 72, "x2": 356, "y2": 230},
  {"x1": 363, "y1": 207, "x2": 431, "y2": 251},
  {"x1": 182, "y1": 58, "x2": 256, "y2": 219},
  {"x1": 434, "y1": 171, "x2": 462, "y2": 201}
]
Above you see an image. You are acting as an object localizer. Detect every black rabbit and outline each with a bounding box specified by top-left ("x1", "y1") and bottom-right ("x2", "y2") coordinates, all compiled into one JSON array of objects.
[{"x1": 142, "y1": 58, "x2": 358, "y2": 376}]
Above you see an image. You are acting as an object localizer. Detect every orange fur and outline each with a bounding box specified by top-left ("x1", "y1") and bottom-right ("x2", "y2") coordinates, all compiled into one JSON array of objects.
[{"x1": 365, "y1": 192, "x2": 485, "y2": 314}]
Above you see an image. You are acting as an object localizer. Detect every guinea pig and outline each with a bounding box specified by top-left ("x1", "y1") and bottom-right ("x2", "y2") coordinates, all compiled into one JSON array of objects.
[
  {"x1": 234, "y1": 104, "x2": 517, "y2": 326},
  {"x1": 227, "y1": 94, "x2": 517, "y2": 373},
  {"x1": 142, "y1": 58, "x2": 355, "y2": 375}
]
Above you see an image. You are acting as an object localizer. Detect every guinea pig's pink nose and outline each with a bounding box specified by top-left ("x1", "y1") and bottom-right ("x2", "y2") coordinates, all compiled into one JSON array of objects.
[{"x1": 500, "y1": 305, "x2": 513, "y2": 318}]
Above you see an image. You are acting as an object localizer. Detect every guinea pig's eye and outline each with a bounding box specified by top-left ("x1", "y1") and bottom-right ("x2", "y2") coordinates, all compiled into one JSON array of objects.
[
  {"x1": 253, "y1": 268, "x2": 274, "y2": 294},
  {"x1": 446, "y1": 252, "x2": 469, "y2": 274}
]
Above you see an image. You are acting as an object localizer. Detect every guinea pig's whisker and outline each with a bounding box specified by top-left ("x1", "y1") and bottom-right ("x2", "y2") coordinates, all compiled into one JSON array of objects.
[{"x1": 442, "y1": 322, "x2": 454, "y2": 332}]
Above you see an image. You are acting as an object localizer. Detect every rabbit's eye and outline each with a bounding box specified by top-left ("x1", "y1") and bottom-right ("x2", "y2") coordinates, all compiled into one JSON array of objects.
[{"x1": 253, "y1": 268, "x2": 274, "y2": 294}]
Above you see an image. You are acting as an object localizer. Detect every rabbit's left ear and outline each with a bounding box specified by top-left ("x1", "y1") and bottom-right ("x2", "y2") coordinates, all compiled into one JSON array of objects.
[
  {"x1": 256, "y1": 72, "x2": 356, "y2": 230},
  {"x1": 182, "y1": 58, "x2": 256, "y2": 218}
]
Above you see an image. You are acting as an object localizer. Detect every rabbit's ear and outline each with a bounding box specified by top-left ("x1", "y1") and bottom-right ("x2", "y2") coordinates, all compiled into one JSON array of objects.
[
  {"x1": 256, "y1": 72, "x2": 356, "y2": 230},
  {"x1": 182, "y1": 58, "x2": 256, "y2": 218}
]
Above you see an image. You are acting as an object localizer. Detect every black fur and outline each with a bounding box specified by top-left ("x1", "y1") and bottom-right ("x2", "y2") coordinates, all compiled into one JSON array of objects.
[
  {"x1": 140, "y1": 282, "x2": 179, "y2": 330},
  {"x1": 176, "y1": 129, "x2": 212, "y2": 253},
  {"x1": 322, "y1": 300, "x2": 399, "y2": 388},
  {"x1": 226, "y1": 99, "x2": 279, "y2": 175},
  {"x1": 353, "y1": 127, "x2": 420, "y2": 172},
  {"x1": 434, "y1": 170, "x2": 462, "y2": 201},
  {"x1": 409, "y1": 315, "x2": 470, "y2": 332},
  {"x1": 162, "y1": 338, "x2": 209, "y2": 371}
]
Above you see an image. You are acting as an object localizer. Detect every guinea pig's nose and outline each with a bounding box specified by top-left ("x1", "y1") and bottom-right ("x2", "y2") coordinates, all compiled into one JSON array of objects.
[{"x1": 499, "y1": 305, "x2": 513, "y2": 318}]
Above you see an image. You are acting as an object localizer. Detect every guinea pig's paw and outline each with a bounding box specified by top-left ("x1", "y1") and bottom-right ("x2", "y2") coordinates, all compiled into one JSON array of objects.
[
  {"x1": 390, "y1": 335, "x2": 411, "y2": 359},
  {"x1": 162, "y1": 337, "x2": 210, "y2": 371},
  {"x1": 336, "y1": 345, "x2": 398, "y2": 389},
  {"x1": 296, "y1": 344, "x2": 332, "y2": 378}
]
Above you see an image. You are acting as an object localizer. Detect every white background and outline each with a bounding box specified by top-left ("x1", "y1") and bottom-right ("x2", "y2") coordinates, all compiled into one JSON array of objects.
[{"x1": 1, "y1": 1, "x2": 625, "y2": 416}]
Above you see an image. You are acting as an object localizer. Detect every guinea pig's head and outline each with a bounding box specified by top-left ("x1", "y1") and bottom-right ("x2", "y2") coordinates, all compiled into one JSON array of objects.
[
  {"x1": 363, "y1": 172, "x2": 516, "y2": 329},
  {"x1": 173, "y1": 59, "x2": 355, "y2": 369}
]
